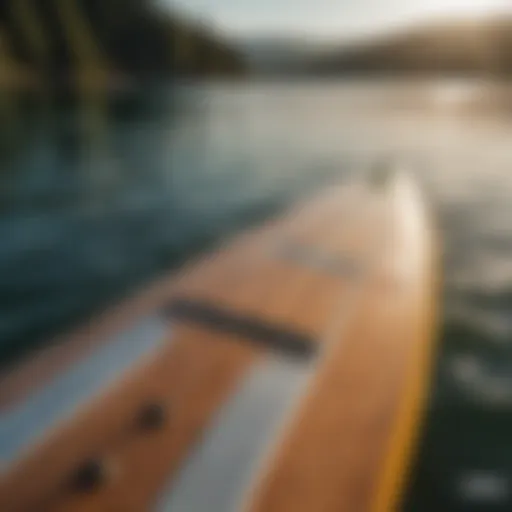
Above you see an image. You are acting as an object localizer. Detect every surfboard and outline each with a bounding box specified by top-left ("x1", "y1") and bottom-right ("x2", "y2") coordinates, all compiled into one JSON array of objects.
[{"x1": 0, "y1": 168, "x2": 438, "y2": 512}]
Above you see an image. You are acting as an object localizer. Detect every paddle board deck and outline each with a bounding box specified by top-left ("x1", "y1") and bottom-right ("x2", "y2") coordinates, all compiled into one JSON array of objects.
[{"x1": 0, "y1": 170, "x2": 437, "y2": 512}]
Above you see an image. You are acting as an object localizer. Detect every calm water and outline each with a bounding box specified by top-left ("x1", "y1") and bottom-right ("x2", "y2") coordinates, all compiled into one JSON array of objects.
[{"x1": 2, "y1": 79, "x2": 512, "y2": 509}]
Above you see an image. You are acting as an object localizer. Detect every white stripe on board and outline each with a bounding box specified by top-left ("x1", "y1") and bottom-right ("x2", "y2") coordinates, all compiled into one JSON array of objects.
[
  {"x1": 157, "y1": 357, "x2": 311, "y2": 512},
  {"x1": 0, "y1": 315, "x2": 169, "y2": 464}
]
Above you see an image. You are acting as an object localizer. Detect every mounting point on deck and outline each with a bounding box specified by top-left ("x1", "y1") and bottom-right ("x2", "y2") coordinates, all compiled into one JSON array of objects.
[
  {"x1": 69, "y1": 458, "x2": 110, "y2": 493},
  {"x1": 136, "y1": 402, "x2": 167, "y2": 431}
]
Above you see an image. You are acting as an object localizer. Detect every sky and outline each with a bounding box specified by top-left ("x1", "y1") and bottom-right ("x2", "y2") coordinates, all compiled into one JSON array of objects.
[{"x1": 165, "y1": 0, "x2": 511, "y2": 40}]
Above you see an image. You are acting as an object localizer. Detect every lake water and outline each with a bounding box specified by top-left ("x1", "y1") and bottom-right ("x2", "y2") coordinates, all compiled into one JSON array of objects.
[{"x1": 2, "y1": 79, "x2": 512, "y2": 510}]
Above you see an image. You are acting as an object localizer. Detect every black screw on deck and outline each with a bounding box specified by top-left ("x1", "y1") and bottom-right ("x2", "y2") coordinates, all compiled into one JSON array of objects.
[
  {"x1": 69, "y1": 458, "x2": 108, "y2": 493},
  {"x1": 136, "y1": 402, "x2": 167, "y2": 431}
]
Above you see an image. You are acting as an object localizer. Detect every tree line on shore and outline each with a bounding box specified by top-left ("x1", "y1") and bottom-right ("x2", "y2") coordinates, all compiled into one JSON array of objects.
[
  {"x1": 307, "y1": 18, "x2": 512, "y2": 77},
  {"x1": 0, "y1": 0, "x2": 245, "y2": 87}
]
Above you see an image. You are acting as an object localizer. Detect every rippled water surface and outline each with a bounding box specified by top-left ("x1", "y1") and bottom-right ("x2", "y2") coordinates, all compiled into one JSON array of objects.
[{"x1": 2, "y1": 79, "x2": 512, "y2": 510}]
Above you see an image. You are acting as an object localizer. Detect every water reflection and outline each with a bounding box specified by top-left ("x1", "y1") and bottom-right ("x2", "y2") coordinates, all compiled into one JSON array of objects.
[
  {"x1": 0, "y1": 86, "x2": 188, "y2": 364},
  {"x1": 0, "y1": 83, "x2": 346, "y2": 367}
]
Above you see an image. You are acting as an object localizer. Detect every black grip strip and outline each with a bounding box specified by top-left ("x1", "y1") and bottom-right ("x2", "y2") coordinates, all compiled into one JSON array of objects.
[{"x1": 164, "y1": 299, "x2": 317, "y2": 360}]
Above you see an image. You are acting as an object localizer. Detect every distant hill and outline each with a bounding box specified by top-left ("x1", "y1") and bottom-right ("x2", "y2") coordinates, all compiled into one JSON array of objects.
[
  {"x1": 307, "y1": 17, "x2": 512, "y2": 76},
  {"x1": 238, "y1": 36, "x2": 327, "y2": 73},
  {"x1": 0, "y1": 0, "x2": 245, "y2": 88}
]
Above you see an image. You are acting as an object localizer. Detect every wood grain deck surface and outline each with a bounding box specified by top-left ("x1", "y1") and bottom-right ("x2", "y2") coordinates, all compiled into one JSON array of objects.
[
  {"x1": 0, "y1": 176, "x2": 436, "y2": 512},
  {"x1": 245, "y1": 185, "x2": 434, "y2": 512}
]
